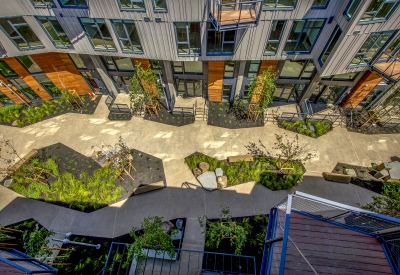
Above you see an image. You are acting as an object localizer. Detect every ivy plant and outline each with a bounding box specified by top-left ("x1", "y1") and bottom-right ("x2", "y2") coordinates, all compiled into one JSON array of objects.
[{"x1": 247, "y1": 66, "x2": 277, "y2": 114}]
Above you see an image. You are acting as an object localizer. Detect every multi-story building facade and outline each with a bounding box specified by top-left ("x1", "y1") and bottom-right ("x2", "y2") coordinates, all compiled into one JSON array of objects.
[{"x1": 0, "y1": 0, "x2": 398, "y2": 112}]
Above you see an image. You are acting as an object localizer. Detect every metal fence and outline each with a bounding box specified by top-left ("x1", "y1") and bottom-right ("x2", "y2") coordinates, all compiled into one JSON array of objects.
[
  {"x1": 103, "y1": 242, "x2": 256, "y2": 275},
  {"x1": 278, "y1": 112, "x2": 341, "y2": 125},
  {"x1": 261, "y1": 191, "x2": 400, "y2": 275}
]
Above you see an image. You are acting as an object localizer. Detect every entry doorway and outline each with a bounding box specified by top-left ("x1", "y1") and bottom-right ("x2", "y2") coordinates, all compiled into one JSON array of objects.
[{"x1": 176, "y1": 79, "x2": 204, "y2": 98}]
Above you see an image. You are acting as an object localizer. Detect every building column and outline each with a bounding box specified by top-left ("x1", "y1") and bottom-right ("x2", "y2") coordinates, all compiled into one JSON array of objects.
[
  {"x1": 298, "y1": 73, "x2": 321, "y2": 104},
  {"x1": 234, "y1": 61, "x2": 246, "y2": 99},
  {"x1": 162, "y1": 61, "x2": 176, "y2": 99}
]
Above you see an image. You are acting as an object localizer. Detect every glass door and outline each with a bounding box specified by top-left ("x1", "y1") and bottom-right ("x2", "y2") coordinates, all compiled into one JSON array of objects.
[{"x1": 175, "y1": 79, "x2": 203, "y2": 97}]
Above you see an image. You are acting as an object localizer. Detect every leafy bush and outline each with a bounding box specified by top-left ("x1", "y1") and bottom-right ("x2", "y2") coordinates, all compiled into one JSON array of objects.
[
  {"x1": 0, "y1": 105, "x2": 22, "y2": 123},
  {"x1": 184, "y1": 153, "x2": 220, "y2": 171},
  {"x1": 16, "y1": 100, "x2": 61, "y2": 127},
  {"x1": 23, "y1": 226, "x2": 54, "y2": 258},
  {"x1": 313, "y1": 121, "x2": 331, "y2": 136}
]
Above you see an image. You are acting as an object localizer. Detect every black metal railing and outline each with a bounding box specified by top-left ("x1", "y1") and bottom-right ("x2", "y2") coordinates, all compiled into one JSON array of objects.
[{"x1": 105, "y1": 94, "x2": 131, "y2": 115}]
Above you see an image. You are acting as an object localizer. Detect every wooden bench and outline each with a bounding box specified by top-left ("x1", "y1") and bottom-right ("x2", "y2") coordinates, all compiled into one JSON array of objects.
[
  {"x1": 7, "y1": 149, "x2": 38, "y2": 176},
  {"x1": 323, "y1": 172, "x2": 352, "y2": 184},
  {"x1": 228, "y1": 155, "x2": 253, "y2": 163},
  {"x1": 133, "y1": 181, "x2": 164, "y2": 195}
]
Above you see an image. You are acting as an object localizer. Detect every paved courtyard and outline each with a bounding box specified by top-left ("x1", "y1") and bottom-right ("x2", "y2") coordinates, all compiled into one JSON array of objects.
[{"x1": 0, "y1": 96, "x2": 398, "y2": 238}]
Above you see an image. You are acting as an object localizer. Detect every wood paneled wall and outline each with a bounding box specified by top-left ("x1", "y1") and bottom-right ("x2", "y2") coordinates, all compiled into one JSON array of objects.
[
  {"x1": 342, "y1": 71, "x2": 383, "y2": 108},
  {"x1": 208, "y1": 61, "x2": 225, "y2": 102},
  {"x1": 2, "y1": 57, "x2": 52, "y2": 100},
  {"x1": 30, "y1": 53, "x2": 91, "y2": 95},
  {"x1": 133, "y1": 58, "x2": 150, "y2": 69},
  {"x1": 0, "y1": 74, "x2": 26, "y2": 104}
]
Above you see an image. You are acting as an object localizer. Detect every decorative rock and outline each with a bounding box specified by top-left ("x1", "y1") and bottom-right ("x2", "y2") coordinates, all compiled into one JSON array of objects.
[
  {"x1": 161, "y1": 221, "x2": 174, "y2": 234},
  {"x1": 193, "y1": 168, "x2": 202, "y2": 177},
  {"x1": 217, "y1": 176, "x2": 227, "y2": 188},
  {"x1": 4, "y1": 179, "x2": 12, "y2": 187},
  {"x1": 199, "y1": 162, "x2": 209, "y2": 173},
  {"x1": 344, "y1": 168, "x2": 356, "y2": 177},
  {"x1": 175, "y1": 219, "x2": 183, "y2": 230},
  {"x1": 197, "y1": 171, "x2": 217, "y2": 191},
  {"x1": 215, "y1": 168, "x2": 223, "y2": 177}
]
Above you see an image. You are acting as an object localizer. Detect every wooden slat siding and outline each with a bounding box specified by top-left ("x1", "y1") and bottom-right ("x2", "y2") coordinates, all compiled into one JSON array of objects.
[
  {"x1": 2, "y1": 57, "x2": 52, "y2": 100},
  {"x1": 250, "y1": 60, "x2": 279, "y2": 103},
  {"x1": 31, "y1": 53, "x2": 91, "y2": 95},
  {"x1": 132, "y1": 58, "x2": 159, "y2": 99},
  {"x1": 133, "y1": 58, "x2": 150, "y2": 69},
  {"x1": 342, "y1": 71, "x2": 383, "y2": 108},
  {"x1": 208, "y1": 61, "x2": 224, "y2": 102},
  {"x1": 0, "y1": 74, "x2": 29, "y2": 104}
]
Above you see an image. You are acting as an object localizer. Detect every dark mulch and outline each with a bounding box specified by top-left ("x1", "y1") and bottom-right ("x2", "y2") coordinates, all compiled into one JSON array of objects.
[
  {"x1": 2, "y1": 142, "x2": 166, "y2": 213},
  {"x1": 207, "y1": 102, "x2": 264, "y2": 129},
  {"x1": 347, "y1": 126, "x2": 400, "y2": 135},
  {"x1": 0, "y1": 95, "x2": 101, "y2": 128},
  {"x1": 144, "y1": 101, "x2": 195, "y2": 127},
  {"x1": 203, "y1": 215, "x2": 268, "y2": 274},
  {"x1": 332, "y1": 162, "x2": 383, "y2": 194},
  {"x1": 107, "y1": 112, "x2": 133, "y2": 121},
  {"x1": 343, "y1": 110, "x2": 400, "y2": 135}
]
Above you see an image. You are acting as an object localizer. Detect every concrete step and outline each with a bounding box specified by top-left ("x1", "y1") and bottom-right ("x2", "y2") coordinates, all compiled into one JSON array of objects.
[{"x1": 182, "y1": 218, "x2": 205, "y2": 249}]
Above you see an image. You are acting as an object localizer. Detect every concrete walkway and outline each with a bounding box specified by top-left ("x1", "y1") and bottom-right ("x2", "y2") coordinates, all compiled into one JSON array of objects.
[{"x1": 0, "y1": 96, "x2": 397, "y2": 237}]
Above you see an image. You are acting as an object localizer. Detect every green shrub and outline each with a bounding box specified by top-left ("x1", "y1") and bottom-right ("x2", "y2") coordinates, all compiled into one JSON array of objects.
[
  {"x1": 297, "y1": 126, "x2": 316, "y2": 138},
  {"x1": 313, "y1": 121, "x2": 331, "y2": 136},
  {"x1": 184, "y1": 153, "x2": 219, "y2": 170},
  {"x1": 0, "y1": 105, "x2": 22, "y2": 123}
]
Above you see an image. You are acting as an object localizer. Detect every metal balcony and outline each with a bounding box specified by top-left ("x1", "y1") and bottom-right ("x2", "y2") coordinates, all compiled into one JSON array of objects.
[
  {"x1": 209, "y1": 0, "x2": 262, "y2": 31},
  {"x1": 370, "y1": 54, "x2": 400, "y2": 83}
]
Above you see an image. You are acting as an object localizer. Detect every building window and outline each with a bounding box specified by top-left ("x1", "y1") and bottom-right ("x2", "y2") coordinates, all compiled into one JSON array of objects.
[
  {"x1": 247, "y1": 60, "x2": 261, "y2": 78},
  {"x1": 222, "y1": 84, "x2": 232, "y2": 102},
  {"x1": 279, "y1": 60, "x2": 315, "y2": 79},
  {"x1": 150, "y1": 60, "x2": 162, "y2": 76},
  {"x1": 344, "y1": 0, "x2": 361, "y2": 20},
  {"x1": 9, "y1": 79, "x2": 42, "y2": 102},
  {"x1": 153, "y1": 0, "x2": 167, "y2": 11},
  {"x1": 80, "y1": 71, "x2": 99, "y2": 91},
  {"x1": 112, "y1": 76, "x2": 131, "y2": 94},
  {"x1": 318, "y1": 25, "x2": 342, "y2": 66},
  {"x1": 317, "y1": 85, "x2": 347, "y2": 104},
  {"x1": 173, "y1": 61, "x2": 202, "y2": 74},
  {"x1": 0, "y1": 60, "x2": 17, "y2": 77},
  {"x1": 283, "y1": 19, "x2": 325, "y2": 53},
  {"x1": 309, "y1": 84, "x2": 325, "y2": 102},
  {"x1": 80, "y1": 18, "x2": 116, "y2": 51},
  {"x1": 118, "y1": 0, "x2": 145, "y2": 10},
  {"x1": 360, "y1": 0, "x2": 399, "y2": 22},
  {"x1": 377, "y1": 35, "x2": 400, "y2": 62},
  {"x1": 112, "y1": 20, "x2": 143, "y2": 53},
  {"x1": 349, "y1": 30, "x2": 395, "y2": 67},
  {"x1": 312, "y1": 0, "x2": 329, "y2": 8},
  {"x1": 242, "y1": 85, "x2": 250, "y2": 100},
  {"x1": 36, "y1": 16, "x2": 71, "y2": 48},
  {"x1": 176, "y1": 79, "x2": 203, "y2": 97},
  {"x1": 224, "y1": 61, "x2": 235, "y2": 79},
  {"x1": 34, "y1": 75, "x2": 60, "y2": 98},
  {"x1": 207, "y1": 23, "x2": 235, "y2": 55},
  {"x1": 31, "y1": 0, "x2": 54, "y2": 7},
  {"x1": 69, "y1": 54, "x2": 87, "y2": 69},
  {"x1": 332, "y1": 72, "x2": 359, "y2": 81},
  {"x1": 174, "y1": 22, "x2": 201, "y2": 56},
  {"x1": 102, "y1": 56, "x2": 134, "y2": 71},
  {"x1": 58, "y1": 0, "x2": 88, "y2": 7},
  {"x1": 263, "y1": 0, "x2": 297, "y2": 9},
  {"x1": 0, "y1": 92, "x2": 14, "y2": 105},
  {"x1": 0, "y1": 17, "x2": 44, "y2": 50},
  {"x1": 265, "y1": 20, "x2": 286, "y2": 55},
  {"x1": 16, "y1": 56, "x2": 43, "y2": 74}
]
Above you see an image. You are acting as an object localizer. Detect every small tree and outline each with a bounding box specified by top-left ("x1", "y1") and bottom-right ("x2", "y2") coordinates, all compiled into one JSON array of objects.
[
  {"x1": 124, "y1": 216, "x2": 176, "y2": 266},
  {"x1": 198, "y1": 207, "x2": 251, "y2": 255},
  {"x1": 129, "y1": 62, "x2": 163, "y2": 111},
  {"x1": 0, "y1": 133, "x2": 21, "y2": 178},
  {"x1": 362, "y1": 182, "x2": 400, "y2": 218},
  {"x1": 247, "y1": 67, "x2": 276, "y2": 120}
]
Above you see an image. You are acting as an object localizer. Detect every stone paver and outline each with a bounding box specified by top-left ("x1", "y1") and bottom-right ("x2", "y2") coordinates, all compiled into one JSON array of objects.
[{"x1": 0, "y1": 96, "x2": 397, "y2": 237}]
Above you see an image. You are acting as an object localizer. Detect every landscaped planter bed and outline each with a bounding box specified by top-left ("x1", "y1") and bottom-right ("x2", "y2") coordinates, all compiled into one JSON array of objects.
[
  {"x1": 347, "y1": 126, "x2": 400, "y2": 135},
  {"x1": 107, "y1": 112, "x2": 132, "y2": 121},
  {"x1": 278, "y1": 119, "x2": 333, "y2": 138},
  {"x1": 2, "y1": 143, "x2": 166, "y2": 212},
  {"x1": 143, "y1": 102, "x2": 195, "y2": 127},
  {"x1": 0, "y1": 95, "x2": 101, "y2": 128},
  {"x1": 207, "y1": 102, "x2": 264, "y2": 129}
]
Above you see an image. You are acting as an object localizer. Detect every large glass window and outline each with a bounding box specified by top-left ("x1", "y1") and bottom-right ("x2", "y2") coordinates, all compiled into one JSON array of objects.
[
  {"x1": 112, "y1": 76, "x2": 131, "y2": 94},
  {"x1": 36, "y1": 16, "x2": 71, "y2": 48},
  {"x1": 207, "y1": 23, "x2": 235, "y2": 55},
  {"x1": 112, "y1": 20, "x2": 143, "y2": 53},
  {"x1": 34, "y1": 75, "x2": 60, "y2": 98},
  {"x1": 175, "y1": 79, "x2": 203, "y2": 97},
  {"x1": 0, "y1": 17, "x2": 44, "y2": 50},
  {"x1": 273, "y1": 84, "x2": 296, "y2": 101},
  {"x1": 318, "y1": 25, "x2": 342, "y2": 66},
  {"x1": 349, "y1": 30, "x2": 395, "y2": 67},
  {"x1": 69, "y1": 53, "x2": 87, "y2": 69},
  {"x1": 9, "y1": 79, "x2": 42, "y2": 102},
  {"x1": 312, "y1": 0, "x2": 329, "y2": 8},
  {"x1": 284, "y1": 19, "x2": 325, "y2": 53},
  {"x1": 31, "y1": 0, "x2": 54, "y2": 6},
  {"x1": 153, "y1": 0, "x2": 167, "y2": 11},
  {"x1": 16, "y1": 55, "x2": 42, "y2": 73},
  {"x1": 0, "y1": 60, "x2": 18, "y2": 77},
  {"x1": 224, "y1": 61, "x2": 235, "y2": 78},
  {"x1": 309, "y1": 84, "x2": 325, "y2": 102},
  {"x1": 174, "y1": 22, "x2": 201, "y2": 56},
  {"x1": 279, "y1": 60, "x2": 315, "y2": 79},
  {"x1": 332, "y1": 72, "x2": 359, "y2": 81},
  {"x1": 222, "y1": 84, "x2": 232, "y2": 102},
  {"x1": 263, "y1": 0, "x2": 296, "y2": 9},
  {"x1": 80, "y1": 71, "x2": 99, "y2": 91},
  {"x1": 344, "y1": 0, "x2": 361, "y2": 19},
  {"x1": 0, "y1": 92, "x2": 14, "y2": 105},
  {"x1": 377, "y1": 35, "x2": 400, "y2": 63},
  {"x1": 173, "y1": 61, "x2": 202, "y2": 74},
  {"x1": 59, "y1": 0, "x2": 87, "y2": 7},
  {"x1": 118, "y1": 0, "x2": 145, "y2": 10},
  {"x1": 102, "y1": 56, "x2": 134, "y2": 71},
  {"x1": 360, "y1": 0, "x2": 399, "y2": 22},
  {"x1": 80, "y1": 18, "x2": 116, "y2": 51},
  {"x1": 317, "y1": 86, "x2": 347, "y2": 104},
  {"x1": 247, "y1": 61, "x2": 261, "y2": 78},
  {"x1": 265, "y1": 20, "x2": 286, "y2": 55}
]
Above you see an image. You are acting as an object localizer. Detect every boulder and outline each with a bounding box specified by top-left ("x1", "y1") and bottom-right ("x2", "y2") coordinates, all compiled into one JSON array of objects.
[
  {"x1": 193, "y1": 168, "x2": 202, "y2": 177},
  {"x1": 215, "y1": 168, "x2": 223, "y2": 177},
  {"x1": 217, "y1": 176, "x2": 228, "y2": 188},
  {"x1": 199, "y1": 162, "x2": 209, "y2": 173}
]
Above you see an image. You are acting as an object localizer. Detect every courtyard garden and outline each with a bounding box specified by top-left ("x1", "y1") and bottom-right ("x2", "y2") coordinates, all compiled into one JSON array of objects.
[{"x1": 279, "y1": 118, "x2": 332, "y2": 138}]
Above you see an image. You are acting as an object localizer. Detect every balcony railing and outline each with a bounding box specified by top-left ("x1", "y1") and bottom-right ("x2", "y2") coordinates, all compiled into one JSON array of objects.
[{"x1": 209, "y1": 0, "x2": 262, "y2": 31}]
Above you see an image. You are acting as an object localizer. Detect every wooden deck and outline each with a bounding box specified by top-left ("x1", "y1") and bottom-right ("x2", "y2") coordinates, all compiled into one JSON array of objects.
[
  {"x1": 270, "y1": 212, "x2": 393, "y2": 275},
  {"x1": 214, "y1": 9, "x2": 256, "y2": 25},
  {"x1": 374, "y1": 60, "x2": 400, "y2": 81}
]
